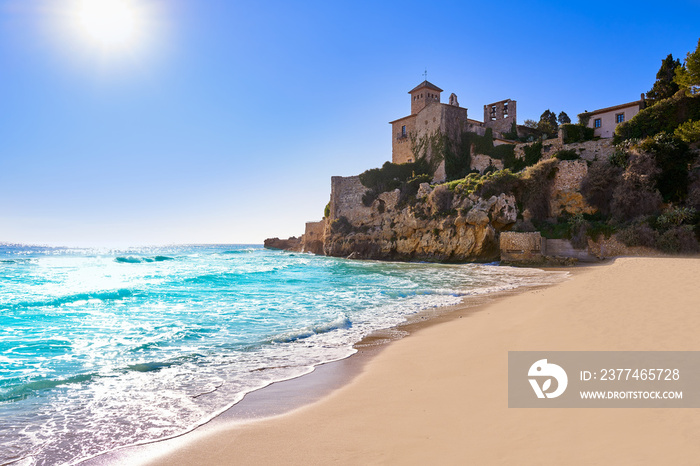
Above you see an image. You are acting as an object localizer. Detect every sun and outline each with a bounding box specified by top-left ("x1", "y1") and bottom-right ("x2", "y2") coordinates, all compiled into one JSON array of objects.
[{"x1": 76, "y1": 0, "x2": 141, "y2": 49}]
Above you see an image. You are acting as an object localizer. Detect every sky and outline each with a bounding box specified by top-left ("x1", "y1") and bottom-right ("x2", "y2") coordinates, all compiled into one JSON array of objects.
[{"x1": 1, "y1": 0, "x2": 699, "y2": 247}]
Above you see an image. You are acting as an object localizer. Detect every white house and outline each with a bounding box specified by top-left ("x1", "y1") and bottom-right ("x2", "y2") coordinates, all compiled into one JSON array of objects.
[{"x1": 586, "y1": 99, "x2": 645, "y2": 138}]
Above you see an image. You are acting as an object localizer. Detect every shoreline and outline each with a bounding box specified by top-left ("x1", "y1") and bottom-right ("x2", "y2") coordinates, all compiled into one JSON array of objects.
[
  {"x1": 130, "y1": 256, "x2": 700, "y2": 465},
  {"x1": 81, "y1": 262, "x2": 574, "y2": 465}
]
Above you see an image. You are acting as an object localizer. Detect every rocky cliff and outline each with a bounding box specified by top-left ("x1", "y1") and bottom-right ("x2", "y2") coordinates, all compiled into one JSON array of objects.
[{"x1": 324, "y1": 183, "x2": 517, "y2": 262}]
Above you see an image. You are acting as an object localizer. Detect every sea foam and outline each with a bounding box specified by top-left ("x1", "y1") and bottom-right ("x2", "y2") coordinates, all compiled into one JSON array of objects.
[{"x1": 0, "y1": 244, "x2": 566, "y2": 465}]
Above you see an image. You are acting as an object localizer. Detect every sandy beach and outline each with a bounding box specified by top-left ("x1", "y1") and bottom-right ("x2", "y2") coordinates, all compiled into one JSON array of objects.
[{"x1": 138, "y1": 257, "x2": 700, "y2": 465}]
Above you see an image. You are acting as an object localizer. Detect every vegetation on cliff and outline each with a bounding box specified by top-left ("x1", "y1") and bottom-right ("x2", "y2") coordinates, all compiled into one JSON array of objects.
[
  {"x1": 616, "y1": 40, "x2": 700, "y2": 143},
  {"x1": 576, "y1": 134, "x2": 700, "y2": 253},
  {"x1": 614, "y1": 90, "x2": 700, "y2": 142},
  {"x1": 339, "y1": 39, "x2": 700, "y2": 261}
]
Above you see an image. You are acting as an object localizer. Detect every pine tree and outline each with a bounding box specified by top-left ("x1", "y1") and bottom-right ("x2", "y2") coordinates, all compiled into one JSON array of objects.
[
  {"x1": 646, "y1": 54, "x2": 682, "y2": 104},
  {"x1": 537, "y1": 110, "x2": 558, "y2": 138},
  {"x1": 674, "y1": 38, "x2": 700, "y2": 94},
  {"x1": 557, "y1": 111, "x2": 571, "y2": 125}
]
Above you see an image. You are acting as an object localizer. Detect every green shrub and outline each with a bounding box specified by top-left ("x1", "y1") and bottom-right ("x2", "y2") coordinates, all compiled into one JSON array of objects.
[
  {"x1": 657, "y1": 206, "x2": 697, "y2": 226},
  {"x1": 657, "y1": 226, "x2": 700, "y2": 254},
  {"x1": 330, "y1": 216, "x2": 353, "y2": 235},
  {"x1": 324, "y1": 202, "x2": 330, "y2": 218},
  {"x1": 608, "y1": 148, "x2": 629, "y2": 168},
  {"x1": 614, "y1": 91, "x2": 700, "y2": 142},
  {"x1": 561, "y1": 124, "x2": 595, "y2": 143},
  {"x1": 444, "y1": 172, "x2": 484, "y2": 194},
  {"x1": 674, "y1": 119, "x2": 700, "y2": 143},
  {"x1": 534, "y1": 219, "x2": 570, "y2": 239},
  {"x1": 519, "y1": 158, "x2": 558, "y2": 221},
  {"x1": 617, "y1": 222, "x2": 660, "y2": 248},
  {"x1": 522, "y1": 141, "x2": 543, "y2": 167},
  {"x1": 478, "y1": 169, "x2": 521, "y2": 198},
  {"x1": 568, "y1": 213, "x2": 589, "y2": 249},
  {"x1": 637, "y1": 132, "x2": 693, "y2": 202},
  {"x1": 359, "y1": 158, "x2": 432, "y2": 206},
  {"x1": 443, "y1": 129, "x2": 524, "y2": 180},
  {"x1": 502, "y1": 121, "x2": 519, "y2": 140},
  {"x1": 611, "y1": 153, "x2": 663, "y2": 221},
  {"x1": 586, "y1": 221, "x2": 616, "y2": 241}
]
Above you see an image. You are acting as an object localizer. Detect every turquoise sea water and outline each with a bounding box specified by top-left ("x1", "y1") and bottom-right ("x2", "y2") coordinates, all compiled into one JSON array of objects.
[{"x1": 0, "y1": 244, "x2": 565, "y2": 465}]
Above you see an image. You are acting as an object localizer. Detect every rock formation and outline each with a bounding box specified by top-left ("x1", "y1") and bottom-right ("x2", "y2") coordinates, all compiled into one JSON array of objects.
[
  {"x1": 323, "y1": 183, "x2": 517, "y2": 262},
  {"x1": 263, "y1": 237, "x2": 302, "y2": 251}
]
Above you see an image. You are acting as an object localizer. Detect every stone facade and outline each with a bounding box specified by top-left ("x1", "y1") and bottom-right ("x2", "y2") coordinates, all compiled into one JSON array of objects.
[
  {"x1": 409, "y1": 80, "x2": 443, "y2": 115},
  {"x1": 549, "y1": 160, "x2": 596, "y2": 217},
  {"x1": 390, "y1": 81, "x2": 515, "y2": 167},
  {"x1": 544, "y1": 239, "x2": 595, "y2": 262},
  {"x1": 390, "y1": 82, "x2": 469, "y2": 166},
  {"x1": 390, "y1": 115, "x2": 416, "y2": 165},
  {"x1": 301, "y1": 220, "x2": 326, "y2": 255},
  {"x1": 500, "y1": 232, "x2": 544, "y2": 263},
  {"x1": 329, "y1": 176, "x2": 371, "y2": 225},
  {"x1": 514, "y1": 138, "x2": 614, "y2": 163},
  {"x1": 471, "y1": 154, "x2": 504, "y2": 173},
  {"x1": 484, "y1": 99, "x2": 516, "y2": 135}
]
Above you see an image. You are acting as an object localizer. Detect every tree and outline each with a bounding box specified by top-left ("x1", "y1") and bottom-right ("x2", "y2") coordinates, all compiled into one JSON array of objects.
[
  {"x1": 646, "y1": 54, "x2": 682, "y2": 104},
  {"x1": 557, "y1": 111, "x2": 571, "y2": 125},
  {"x1": 674, "y1": 38, "x2": 700, "y2": 94},
  {"x1": 537, "y1": 109, "x2": 558, "y2": 138},
  {"x1": 523, "y1": 119, "x2": 538, "y2": 128}
]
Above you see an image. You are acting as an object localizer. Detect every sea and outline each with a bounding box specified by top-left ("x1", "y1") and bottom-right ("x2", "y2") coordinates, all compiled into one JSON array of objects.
[{"x1": 0, "y1": 244, "x2": 566, "y2": 465}]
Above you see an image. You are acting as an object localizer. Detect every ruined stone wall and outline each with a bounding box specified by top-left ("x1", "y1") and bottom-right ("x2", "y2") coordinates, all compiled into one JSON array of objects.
[
  {"x1": 500, "y1": 232, "x2": 543, "y2": 263},
  {"x1": 301, "y1": 220, "x2": 326, "y2": 255},
  {"x1": 545, "y1": 239, "x2": 596, "y2": 262},
  {"x1": 561, "y1": 139, "x2": 614, "y2": 161},
  {"x1": 471, "y1": 154, "x2": 504, "y2": 173},
  {"x1": 329, "y1": 176, "x2": 372, "y2": 226},
  {"x1": 550, "y1": 160, "x2": 596, "y2": 217},
  {"x1": 484, "y1": 99, "x2": 516, "y2": 136},
  {"x1": 514, "y1": 138, "x2": 614, "y2": 163}
]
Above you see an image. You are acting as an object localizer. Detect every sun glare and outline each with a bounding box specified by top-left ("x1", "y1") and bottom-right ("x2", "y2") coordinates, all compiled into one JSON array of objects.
[{"x1": 76, "y1": 0, "x2": 141, "y2": 50}]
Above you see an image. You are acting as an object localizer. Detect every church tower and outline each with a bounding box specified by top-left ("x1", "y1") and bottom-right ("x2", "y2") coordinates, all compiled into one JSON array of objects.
[{"x1": 409, "y1": 81, "x2": 443, "y2": 115}]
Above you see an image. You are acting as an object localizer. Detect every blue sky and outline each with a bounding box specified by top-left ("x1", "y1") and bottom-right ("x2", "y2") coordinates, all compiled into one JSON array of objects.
[{"x1": 1, "y1": 0, "x2": 699, "y2": 246}]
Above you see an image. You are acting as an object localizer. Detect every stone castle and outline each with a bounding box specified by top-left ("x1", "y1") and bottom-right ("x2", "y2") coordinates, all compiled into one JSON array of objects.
[
  {"x1": 265, "y1": 78, "x2": 639, "y2": 263},
  {"x1": 388, "y1": 80, "x2": 521, "y2": 181}
]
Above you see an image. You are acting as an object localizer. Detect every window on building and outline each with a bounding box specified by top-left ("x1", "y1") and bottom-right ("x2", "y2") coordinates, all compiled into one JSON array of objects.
[
  {"x1": 594, "y1": 118, "x2": 602, "y2": 128},
  {"x1": 491, "y1": 105, "x2": 497, "y2": 120},
  {"x1": 503, "y1": 102, "x2": 509, "y2": 116},
  {"x1": 401, "y1": 125, "x2": 407, "y2": 137},
  {"x1": 616, "y1": 113, "x2": 625, "y2": 124}
]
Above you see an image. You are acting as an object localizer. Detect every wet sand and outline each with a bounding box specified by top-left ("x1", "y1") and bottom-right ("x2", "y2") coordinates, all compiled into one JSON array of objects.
[{"x1": 105, "y1": 257, "x2": 700, "y2": 465}]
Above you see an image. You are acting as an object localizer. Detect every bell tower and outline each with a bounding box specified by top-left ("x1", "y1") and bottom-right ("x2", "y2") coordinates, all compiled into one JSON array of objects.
[{"x1": 408, "y1": 80, "x2": 443, "y2": 115}]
